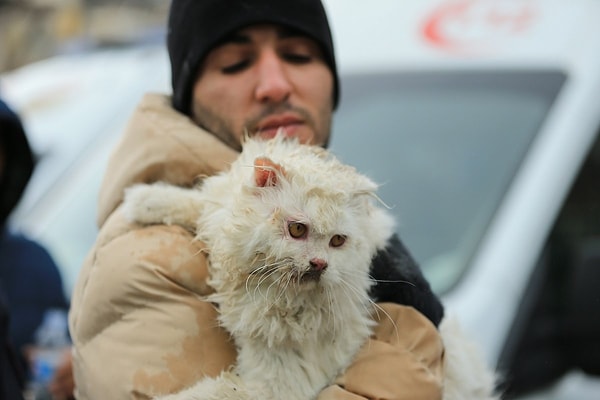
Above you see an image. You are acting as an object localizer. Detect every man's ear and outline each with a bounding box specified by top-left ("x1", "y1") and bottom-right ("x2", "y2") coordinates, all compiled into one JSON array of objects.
[{"x1": 254, "y1": 157, "x2": 285, "y2": 187}]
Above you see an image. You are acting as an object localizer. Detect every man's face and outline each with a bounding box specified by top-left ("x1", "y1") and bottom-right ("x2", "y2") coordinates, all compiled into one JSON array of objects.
[{"x1": 191, "y1": 24, "x2": 334, "y2": 151}]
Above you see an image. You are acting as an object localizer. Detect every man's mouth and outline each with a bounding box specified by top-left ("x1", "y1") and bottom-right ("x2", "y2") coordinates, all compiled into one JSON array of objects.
[{"x1": 256, "y1": 114, "x2": 304, "y2": 138}]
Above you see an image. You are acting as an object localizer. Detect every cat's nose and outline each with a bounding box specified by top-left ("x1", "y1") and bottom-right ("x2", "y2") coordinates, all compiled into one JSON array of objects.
[{"x1": 309, "y1": 258, "x2": 328, "y2": 272}]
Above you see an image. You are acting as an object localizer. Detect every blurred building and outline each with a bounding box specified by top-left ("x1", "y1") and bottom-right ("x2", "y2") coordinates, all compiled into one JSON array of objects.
[{"x1": 0, "y1": 0, "x2": 168, "y2": 73}]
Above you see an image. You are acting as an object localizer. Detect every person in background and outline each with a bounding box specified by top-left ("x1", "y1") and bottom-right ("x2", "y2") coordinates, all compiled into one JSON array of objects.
[{"x1": 0, "y1": 98, "x2": 74, "y2": 400}]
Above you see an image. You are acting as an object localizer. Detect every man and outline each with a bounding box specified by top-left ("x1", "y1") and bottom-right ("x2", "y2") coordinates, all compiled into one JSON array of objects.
[{"x1": 69, "y1": 1, "x2": 457, "y2": 399}]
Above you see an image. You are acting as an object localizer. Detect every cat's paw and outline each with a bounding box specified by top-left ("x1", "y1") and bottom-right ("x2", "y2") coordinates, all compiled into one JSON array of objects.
[
  {"x1": 122, "y1": 183, "x2": 201, "y2": 230},
  {"x1": 122, "y1": 183, "x2": 169, "y2": 225}
]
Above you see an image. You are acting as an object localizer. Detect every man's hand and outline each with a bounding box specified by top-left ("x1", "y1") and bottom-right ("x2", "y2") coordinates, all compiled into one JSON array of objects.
[{"x1": 48, "y1": 348, "x2": 75, "y2": 400}]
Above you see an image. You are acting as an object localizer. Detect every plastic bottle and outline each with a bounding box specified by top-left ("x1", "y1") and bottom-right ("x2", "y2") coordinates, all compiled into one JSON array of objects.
[{"x1": 24, "y1": 309, "x2": 70, "y2": 400}]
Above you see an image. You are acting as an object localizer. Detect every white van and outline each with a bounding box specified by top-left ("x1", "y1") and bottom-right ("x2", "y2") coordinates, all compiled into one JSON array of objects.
[
  {"x1": 324, "y1": 0, "x2": 600, "y2": 398},
  {"x1": 2, "y1": 0, "x2": 600, "y2": 398}
]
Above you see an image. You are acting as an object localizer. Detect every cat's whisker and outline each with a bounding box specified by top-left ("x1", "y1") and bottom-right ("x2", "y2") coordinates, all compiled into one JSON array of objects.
[
  {"x1": 246, "y1": 267, "x2": 266, "y2": 300},
  {"x1": 249, "y1": 265, "x2": 267, "y2": 276},
  {"x1": 250, "y1": 265, "x2": 274, "y2": 302},
  {"x1": 340, "y1": 269, "x2": 417, "y2": 288},
  {"x1": 341, "y1": 269, "x2": 417, "y2": 288},
  {"x1": 265, "y1": 259, "x2": 296, "y2": 297},
  {"x1": 324, "y1": 286, "x2": 339, "y2": 338},
  {"x1": 255, "y1": 265, "x2": 278, "y2": 286},
  {"x1": 263, "y1": 271, "x2": 291, "y2": 312},
  {"x1": 369, "y1": 301, "x2": 401, "y2": 344},
  {"x1": 245, "y1": 277, "x2": 251, "y2": 297},
  {"x1": 249, "y1": 259, "x2": 276, "y2": 277},
  {"x1": 247, "y1": 259, "x2": 287, "y2": 300},
  {"x1": 368, "y1": 276, "x2": 416, "y2": 287},
  {"x1": 255, "y1": 269, "x2": 279, "y2": 303},
  {"x1": 339, "y1": 280, "x2": 370, "y2": 310},
  {"x1": 333, "y1": 280, "x2": 360, "y2": 330},
  {"x1": 339, "y1": 276, "x2": 401, "y2": 343},
  {"x1": 369, "y1": 191, "x2": 394, "y2": 210},
  {"x1": 246, "y1": 261, "x2": 267, "y2": 295},
  {"x1": 338, "y1": 273, "x2": 370, "y2": 299},
  {"x1": 265, "y1": 272, "x2": 285, "y2": 304},
  {"x1": 337, "y1": 276, "x2": 379, "y2": 331},
  {"x1": 277, "y1": 268, "x2": 296, "y2": 303},
  {"x1": 256, "y1": 261, "x2": 292, "y2": 308}
]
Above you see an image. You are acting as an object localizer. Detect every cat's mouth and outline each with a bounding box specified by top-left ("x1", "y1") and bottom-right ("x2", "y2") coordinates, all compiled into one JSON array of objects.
[
  {"x1": 249, "y1": 258, "x2": 326, "y2": 287},
  {"x1": 298, "y1": 268, "x2": 325, "y2": 283},
  {"x1": 299, "y1": 269, "x2": 324, "y2": 283},
  {"x1": 297, "y1": 258, "x2": 328, "y2": 283},
  {"x1": 273, "y1": 267, "x2": 324, "y2": 285}
]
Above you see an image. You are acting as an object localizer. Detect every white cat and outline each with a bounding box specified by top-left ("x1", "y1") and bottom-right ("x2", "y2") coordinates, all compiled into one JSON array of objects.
[
  {"x1": 124, "y1": 136, "x2": 498, "y2": 400},
  {"x1": 124, "y1": 136, "x2": 394, "y2": 400}
]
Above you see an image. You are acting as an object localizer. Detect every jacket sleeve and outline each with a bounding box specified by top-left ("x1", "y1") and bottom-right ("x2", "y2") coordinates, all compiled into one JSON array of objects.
[
  {"x1": 369, "y1": 234, "x2": 444, "y2": 327},
  {"x1": 69, "y1": 211, "x2": 237, "y2": 400},
  {"x1": 318, "y1": 304, "x2": 445, "y2": 400}
]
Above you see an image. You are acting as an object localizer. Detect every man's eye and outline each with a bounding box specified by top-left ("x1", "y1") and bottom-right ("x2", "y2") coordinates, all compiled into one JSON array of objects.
[
  {"x1": 283, "y1": 53, "x2": 312, "y2": 64},
  {"x1": 221, "y1": 60, "x2": 250, "y2": 74}
]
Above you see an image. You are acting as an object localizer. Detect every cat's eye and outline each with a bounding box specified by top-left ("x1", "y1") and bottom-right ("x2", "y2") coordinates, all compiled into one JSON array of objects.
[
  {"x1": 329, "y1": 235, "x2": 346, "y2": 248},
  {"x1": 288, "y1": 222, "x2": 307, "y2": 239}
]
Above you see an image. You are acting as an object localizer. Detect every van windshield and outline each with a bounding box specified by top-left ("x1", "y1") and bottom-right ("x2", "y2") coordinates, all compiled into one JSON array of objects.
[{"x1": 330, "y1": 70, "x2": 566, "y2": 293}]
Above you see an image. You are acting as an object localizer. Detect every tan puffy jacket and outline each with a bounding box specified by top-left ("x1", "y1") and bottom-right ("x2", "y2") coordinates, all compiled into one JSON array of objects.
[{"x1": 69, "y1": 93, "x2": 445, "y2": 400}]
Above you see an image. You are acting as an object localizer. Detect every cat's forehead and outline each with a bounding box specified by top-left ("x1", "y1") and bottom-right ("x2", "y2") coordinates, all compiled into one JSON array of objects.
[
  {"x1": 284, "y1": 200, "x2": 352, "y2": 235},
  {"x1": 240, "y1": 137, "x2": 379, "y2": 193},
  {"x1": 270, "y1": 147, "x2": 359, "y2": 181}
]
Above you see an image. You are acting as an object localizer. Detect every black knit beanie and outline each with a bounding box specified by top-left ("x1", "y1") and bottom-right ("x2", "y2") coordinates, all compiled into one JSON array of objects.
[{"x1": 167, "y1": 0, "x2": 339, "y2": 116}]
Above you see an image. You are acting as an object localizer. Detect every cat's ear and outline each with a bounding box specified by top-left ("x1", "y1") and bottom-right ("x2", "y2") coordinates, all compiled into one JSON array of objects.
[{"x1": 254, "y1": 157, "x2": 285, "y2": 187}]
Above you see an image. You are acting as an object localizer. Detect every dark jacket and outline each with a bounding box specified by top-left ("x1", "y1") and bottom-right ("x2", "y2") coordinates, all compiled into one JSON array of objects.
[
  {"x1": 0, "y1": 229, "x2": 69, "y2": 372},
  {"x1": 0, "y1": 288, "x2": 25, "y2": 400},
  {"x1": 370, "y1": 233, "x2": 444, "y2": 326},
  {"x1": 0, "y1": 98, "x2": 68, "y2": 399}
]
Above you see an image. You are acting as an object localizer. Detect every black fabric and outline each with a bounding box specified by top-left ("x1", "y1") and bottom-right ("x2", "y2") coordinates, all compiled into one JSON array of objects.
[
  {"x1": 369, "y1": 234, "x2": 445, "y2": 327},
  {"x1": 564, "y1": 239, "x2": 600, "y2": 376},
  {"x1": 0, "y1": 228, "x2": 70, "y2": 376},
  {"x1": 498, "y1": 140, "x2": 600, "y2": 397},
  {"x1": 0, "y1": 99, "x2": 34, "y2": 228},
  {"x1": 498, "y1": 240, "x2": 600, "y2": 398},
  {"x1": 167, "y1": 0, "x2": 339, "y2": 115},
  {"x1": 497, "y1": 242, "x2": 568, "y2": 398},
  {"x1": 0, "y1": 288, "x2": 25, "y2": 400}
]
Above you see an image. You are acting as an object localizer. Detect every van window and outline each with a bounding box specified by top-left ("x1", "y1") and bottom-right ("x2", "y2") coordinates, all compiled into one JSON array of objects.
[{"x1": 330, "y1": 70, "x2": 566, "y2": 293}]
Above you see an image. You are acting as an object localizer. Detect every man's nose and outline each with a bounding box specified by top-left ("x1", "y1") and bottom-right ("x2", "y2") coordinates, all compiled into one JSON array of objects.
[{"x1": 254, "y1": 50, "x2": 292, "y2": 104}]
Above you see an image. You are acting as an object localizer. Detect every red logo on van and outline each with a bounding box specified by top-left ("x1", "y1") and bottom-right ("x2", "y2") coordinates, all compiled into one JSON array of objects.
[{"x1": 423, "y1": 0, "x2": 537, "y2": 54}]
